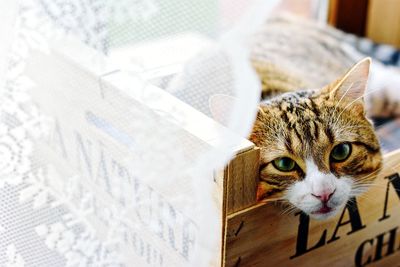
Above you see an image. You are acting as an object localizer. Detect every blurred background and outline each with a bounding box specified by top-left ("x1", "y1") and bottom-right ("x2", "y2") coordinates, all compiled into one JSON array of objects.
[
  {"x1": 282, "y1": 0, "x2": 400, "y2": 48},
  {"x1": 109, "y1": 0, "x2": 400, "y2": 86}
]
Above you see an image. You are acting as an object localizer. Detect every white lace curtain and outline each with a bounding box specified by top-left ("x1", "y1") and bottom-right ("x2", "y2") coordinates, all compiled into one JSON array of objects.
[{"x1": 0, "y1": 0, "x2": 283, "y2": 266}]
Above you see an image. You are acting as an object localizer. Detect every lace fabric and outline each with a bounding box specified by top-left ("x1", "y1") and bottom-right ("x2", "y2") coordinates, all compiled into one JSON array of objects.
[{"x1": 0, "y1": 0, "x2": 283, "y2": 266}]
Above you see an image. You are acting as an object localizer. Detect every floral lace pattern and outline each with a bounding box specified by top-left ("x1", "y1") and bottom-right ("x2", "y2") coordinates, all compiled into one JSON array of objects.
[
  {"x1": 0, "y1": 1, "x2": 131, "y2": 266},
  {"x1": 0, "y1": 0, "x2": 261, "y2": 266}
]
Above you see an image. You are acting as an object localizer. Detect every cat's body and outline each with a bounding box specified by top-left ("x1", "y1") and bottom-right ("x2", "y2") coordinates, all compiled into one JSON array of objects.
[
  {"x1": 248, "y1": 15, "x2": 400, "y2": 219},
  {"x1": 251, "y1": 15, "x2": 400, "y2": 117}
]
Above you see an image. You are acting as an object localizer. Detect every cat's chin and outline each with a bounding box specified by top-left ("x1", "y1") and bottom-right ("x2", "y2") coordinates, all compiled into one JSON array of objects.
[{"x1": 308, "y1": 207, "x2": 341, "y2": 220}]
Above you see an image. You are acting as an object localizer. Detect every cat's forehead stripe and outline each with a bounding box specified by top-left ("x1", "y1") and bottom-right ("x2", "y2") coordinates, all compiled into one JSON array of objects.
[{"x1": 272, "y1": 92, "x2": 330, "y2": 158}]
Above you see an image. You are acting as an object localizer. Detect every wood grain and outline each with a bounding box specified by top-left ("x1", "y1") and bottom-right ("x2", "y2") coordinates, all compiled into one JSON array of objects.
[{"x1": 225, "y1": 148, "x2": 260, "y2": 215}]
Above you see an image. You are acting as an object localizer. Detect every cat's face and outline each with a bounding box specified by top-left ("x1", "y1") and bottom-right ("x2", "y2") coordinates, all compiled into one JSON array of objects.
[{"x1": 251, "y1": 59, "x2": 382, "y2": 220}]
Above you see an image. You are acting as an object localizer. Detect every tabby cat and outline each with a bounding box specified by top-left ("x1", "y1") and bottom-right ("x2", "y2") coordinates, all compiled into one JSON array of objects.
[{"x1": 248, "y1": 15, "x2": 400, "y2": 220}]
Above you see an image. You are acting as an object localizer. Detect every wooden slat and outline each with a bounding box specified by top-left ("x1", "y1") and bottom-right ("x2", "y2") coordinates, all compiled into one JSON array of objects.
[
  {"x1": 367, "y1": 0, "x2": 400, "y2": 48},
  {"x1": 224, "y1": 149, "x2": 400, "y2": 266},
  {"x1": 225, "y1": 147, "x2": 259, "y2": 215}
]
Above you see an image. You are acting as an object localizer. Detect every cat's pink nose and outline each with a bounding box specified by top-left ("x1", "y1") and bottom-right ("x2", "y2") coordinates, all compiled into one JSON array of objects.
[{"x1": 311, "y1": 189, "x2": 336, "y2": 203}]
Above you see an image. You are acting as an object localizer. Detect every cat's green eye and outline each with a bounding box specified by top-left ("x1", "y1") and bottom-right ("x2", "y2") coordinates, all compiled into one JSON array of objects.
[
  {"x1": 273, "y1": 157, "x2": 296, "y2": 172},
  {"x1": 331, "y1": 143, "x2": 351, "y2": 162}
]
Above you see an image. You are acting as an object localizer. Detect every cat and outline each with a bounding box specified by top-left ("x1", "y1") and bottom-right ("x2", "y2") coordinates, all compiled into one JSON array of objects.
[
  {"x1": 173, "y1": 13, "x2": 400, "y2": 220},
  {"x1": 252, "y1": 58, "x2": 382, "y2": 220},
  {"x1": 248, "y1": 15, "x2": 400, "y2": 220}
]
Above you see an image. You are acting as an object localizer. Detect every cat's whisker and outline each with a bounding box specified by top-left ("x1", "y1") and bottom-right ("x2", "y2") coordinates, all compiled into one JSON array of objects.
[
  {"x1": 354, "y1": 176, "x2": 378, "y2": 183},
  {"x1": 354, "y1": 178, "x2": 381, "y2": 186},
  {"x1": 355, "y1": 174, "x2": 380, "y2": 182},
  {"x1": 335, "y1": 124, "x2": 371, "y2": 131},
  {"x1": 259, "y1": 196, "x2": 287, "y2": 203},
  {"x1": 350, "y1": 182, "x2": 387, "y2": 201},
  {"x1": 387, "y1": 163, "x2": 400, "y2": 174},
  {"x1": 280, "y1": 205, "x2": 298, "y2": 216},
  {"x1": 358, "y1": 157, "x2": 400, "y2": 181},
  {"x1": 351, "y1": 181, "x2": 374, "y2": 186},
  {"x1": 354, "y1": 166, "x2": 384, "y2": 180},
  {"x1": 350, "y1": 190, "x2": 373, "y2": 196},
  {"x1": 351, "y1": 193, "x2": 377, "y2": 203},
  {"x1": 262, "y1": 199, "x2": 284, "y2": 203},
  {"x1": 350, "y1": 190, "x2": 373, "y2": 198},
  {"x1": 275, "y1": 200, "x2": 295, "y2": 212},
  {"x1": 347, "y1": 198, "x2": 357, "y2": 205},
  {"x1": 331, "y1": 82, "x2": 355, "y2": 120},
  {"x1": 351, "y1": 182, "x2": 375, "y2": 188}
]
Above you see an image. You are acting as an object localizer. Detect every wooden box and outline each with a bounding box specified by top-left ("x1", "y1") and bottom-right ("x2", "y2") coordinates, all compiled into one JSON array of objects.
[
  {"x1": 26, "y1": 38, "x2": 400, "y2": 267},
  {"x1": 223, "y1": 149, "x2": 400, "y2": 267}
]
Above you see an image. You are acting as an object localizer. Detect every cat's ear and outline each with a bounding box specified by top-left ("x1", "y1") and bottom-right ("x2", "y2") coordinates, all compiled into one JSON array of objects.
[{"x1": 327, "y1": 57, "x2": 371, "y2": 104}]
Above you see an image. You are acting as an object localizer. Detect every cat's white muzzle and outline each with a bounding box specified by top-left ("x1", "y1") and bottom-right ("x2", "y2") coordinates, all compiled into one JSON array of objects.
[{"x1": 286, "y1": 160, "x2": 353, "y2": 220}]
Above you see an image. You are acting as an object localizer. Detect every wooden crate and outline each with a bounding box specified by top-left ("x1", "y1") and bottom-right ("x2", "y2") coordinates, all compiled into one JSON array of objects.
[
  {"x1": 26, "y1": 38, "x2": 400, "y2": 266},
  {"x1": 223, "y1": 149, "x2": 400, "y2": 267}
]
